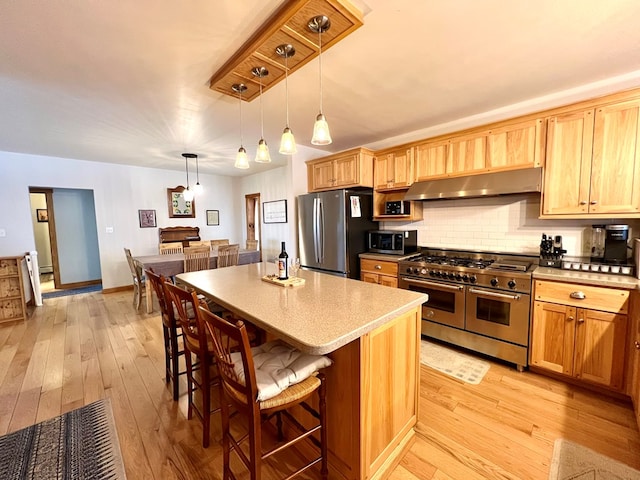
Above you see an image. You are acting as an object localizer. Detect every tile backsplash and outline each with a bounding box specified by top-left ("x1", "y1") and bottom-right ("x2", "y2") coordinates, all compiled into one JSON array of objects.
[{"x1": 381, "y1": 194, "x2": 640, "y2": 258}]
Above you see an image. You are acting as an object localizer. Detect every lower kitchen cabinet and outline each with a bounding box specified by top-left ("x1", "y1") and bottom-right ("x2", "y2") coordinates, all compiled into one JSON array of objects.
[
  {"x1": 629, "y1": 291, "x2": 640, "y2": 430},
  {"x1": 530, "y1": 280, "x2": 629, "y2": 392},
  {"x1": 360, "y1": 258, "x2": 398, "y2": 288}
]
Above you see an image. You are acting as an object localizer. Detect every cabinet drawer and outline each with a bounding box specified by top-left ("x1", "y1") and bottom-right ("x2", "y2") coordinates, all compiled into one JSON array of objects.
[
  {"x1": 534, "y1": 280, "x2": 629, "y2": 314},
  {"x1": 361, "y1": 259, "x2": 398, "y2": 277}
]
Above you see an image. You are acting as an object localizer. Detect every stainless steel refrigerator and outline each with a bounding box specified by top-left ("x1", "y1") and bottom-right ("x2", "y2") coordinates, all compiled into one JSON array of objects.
[{"x1": 297, "y1": 189, "x2": 377, "y2": 278}]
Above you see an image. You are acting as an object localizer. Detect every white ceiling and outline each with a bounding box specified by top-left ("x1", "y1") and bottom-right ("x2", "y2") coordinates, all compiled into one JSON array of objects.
[{"x1": 2, "y1": 0, "x2": 640, "y2": 177}]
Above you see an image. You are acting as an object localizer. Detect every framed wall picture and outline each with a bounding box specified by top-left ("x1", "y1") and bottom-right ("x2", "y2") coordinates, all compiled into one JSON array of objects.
[
  {"x1": 263, "y1": 199, "x2": 287, "y2": 224},
  {"x1": 167, "y1": 186, "x2": 195, "y2": 218},
  {"x1": 206, "y1": 210, "x2": 219, "y2": 226},
  {"x1": 138, "y1": 209, "x2": 157, "y2": 228},
  {"x1": 36, "y1": 209, "x2": 48, "y2": 222}
]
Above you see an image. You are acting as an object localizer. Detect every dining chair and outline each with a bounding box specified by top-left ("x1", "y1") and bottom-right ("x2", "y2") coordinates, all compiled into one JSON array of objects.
[
  {"x1": 164, "y1": 282, "x2": 219, "y2": 448},
  {"x1": 184, "y1": 245, "x2": 211, "y2": 272},
  {"x1": 189, "y1": 240, "x2": 211, "y2": 248},
  {"x1": 200, "y1": 307, "x2": 332, "y2": 480},
  {"x1": 217, "y1": 244, "x2": 240, "y2": 268},
  {"x1": 159, "y1": 242, "x2": 184, "y2": 254},
  {"x1": 124, "y1": 247, "x2": 145, "y2": 311},
  {"x1": 246, "y1": 239, "x2": 258, "y2": 250},
  {"x1": 210, "y1": 239, "x2": 230, "y2": 247},
  {"x1": 145, "y1": 268, "x2": 185, "y2": 401}
]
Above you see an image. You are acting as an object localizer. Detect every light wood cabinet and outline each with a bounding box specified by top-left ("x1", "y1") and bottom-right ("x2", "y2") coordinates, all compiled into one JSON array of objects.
[
  {"x1": 373, "y1": 147, "x2": 414, "y2": 191},
  {"x1": 542, "y1": 99, "x2": 640, "y2": 217},
  {"x1": 360, "y1": 258, "x2": 398, "y2": 288},
  {"x1": 628, "y1": 291, "x2": 640, "y2": 430},
  {"x1": 446, "y1": 132, "x2": 486, "y2": 176},
  {"x1": 486, "y1": 118, "x2": 545, "y2": 170},
  {"x1": 306, "y1": 147, "x2": 374, "y2": 192},
  {"x1": 530, "y1": 280, "x2": 628, "y2": 391},
  {"x1": 414, "y1": 139, "x2": 448, "y2": 181},
  {"x1": 0, "y1": 256, "x2": 27, "y2": 324}
]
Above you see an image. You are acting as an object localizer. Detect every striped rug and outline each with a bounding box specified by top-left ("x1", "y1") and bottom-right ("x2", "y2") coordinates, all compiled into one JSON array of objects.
[{"x1": 0, "y1": 398, "x2": 126, "y2": 479}]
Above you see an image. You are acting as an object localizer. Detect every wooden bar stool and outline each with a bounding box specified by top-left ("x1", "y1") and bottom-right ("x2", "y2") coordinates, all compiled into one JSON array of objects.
[
  {"x1": 164, "y1": 282, "x2": 219, "y2": 448},
  {"x1": 145, "y1": 269, "x2": 185, "y2": 401},
  {"x1": 200, "y1": 306, "x2": 332, "y2": 480}
]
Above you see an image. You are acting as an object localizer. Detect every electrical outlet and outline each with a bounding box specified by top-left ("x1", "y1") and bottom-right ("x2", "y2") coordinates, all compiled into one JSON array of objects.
[{"x1": 105, "y1": 227, "x2": 114, "y2": 234}]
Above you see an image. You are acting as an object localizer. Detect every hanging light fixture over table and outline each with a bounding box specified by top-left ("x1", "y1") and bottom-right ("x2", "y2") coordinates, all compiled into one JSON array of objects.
[
  {"x1": 232, "y1": 83, "x2": 250, "y2": 169},
  {"x1": 252, "y1": 67, "x2": 271, "y2": 163},
  {"x1": 193, "y1": 154, "x2": 203, "y2": 195},
  {"x1": 276, "y1": 44, "x2": 297, "y2": 155},
  {"x1": 309, "y1": 15, "x2": 332, "y2": 145},
  {"x1": 181, "y1": 153, "x2": 196, "y2": 201}
]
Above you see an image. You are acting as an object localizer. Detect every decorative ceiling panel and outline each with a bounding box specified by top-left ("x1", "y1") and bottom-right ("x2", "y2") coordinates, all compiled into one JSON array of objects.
[{"x1": 209, "y1": 0, "x2": 363, "y2": 102}]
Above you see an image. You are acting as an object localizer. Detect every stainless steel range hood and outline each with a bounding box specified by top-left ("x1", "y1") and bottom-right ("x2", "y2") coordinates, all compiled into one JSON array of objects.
[{"x1": 404, "y1": 167, "x2": 542, "y2": 201}]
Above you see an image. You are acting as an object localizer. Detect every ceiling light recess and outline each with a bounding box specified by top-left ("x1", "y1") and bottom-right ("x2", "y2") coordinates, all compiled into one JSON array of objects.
[{"x1": 208, "y1": 0, "x2": 363, "y2": 102}]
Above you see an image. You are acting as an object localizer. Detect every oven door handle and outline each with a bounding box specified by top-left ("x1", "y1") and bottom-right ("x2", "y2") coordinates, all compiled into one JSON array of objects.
[
  {"x1": 468, "y1": 287, "x2": 521, "y2": 301},
  {"x1": 402, "y1": 278, "x2": 464, "y2": 291}
]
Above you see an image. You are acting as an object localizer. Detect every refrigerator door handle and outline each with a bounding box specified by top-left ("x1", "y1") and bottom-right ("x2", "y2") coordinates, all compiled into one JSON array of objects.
[
  {"x1": 313, "y1": 198, "x2": 320, "y2": 263},
  {"x1": 318, "y1": 198, "x2": 324, "y2": 263}
]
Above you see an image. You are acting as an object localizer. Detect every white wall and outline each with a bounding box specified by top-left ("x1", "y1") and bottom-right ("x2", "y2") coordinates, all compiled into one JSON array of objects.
[
  {"x1": 0, "y1": 151, "x2": 240, "y2": 289},
  {"x1": 382, "y1": 194, "x2": 640, "y2": 259}
]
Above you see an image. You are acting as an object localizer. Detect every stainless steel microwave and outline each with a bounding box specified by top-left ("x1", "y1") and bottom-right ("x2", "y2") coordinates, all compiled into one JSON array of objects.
[{"x1": 367, "y1": 230, "x2": 418, "y2": 255}]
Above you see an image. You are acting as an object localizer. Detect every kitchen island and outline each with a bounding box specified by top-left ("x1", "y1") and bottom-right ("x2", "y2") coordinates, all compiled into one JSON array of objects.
[{"x1": 177, "y1": 262, "x2": 427, "y2": 480}]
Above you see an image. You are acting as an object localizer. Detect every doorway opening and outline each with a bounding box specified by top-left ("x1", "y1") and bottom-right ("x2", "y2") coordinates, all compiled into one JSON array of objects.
[
  {"x1": 245, "y1": 193, "x2": 261, "y2": 262},
  {"x1": 29, "y1": 187, "x2": 102, "y2": 293}
]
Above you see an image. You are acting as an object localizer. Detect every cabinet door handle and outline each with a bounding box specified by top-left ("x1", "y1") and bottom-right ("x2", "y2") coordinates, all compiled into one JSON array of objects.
[
  {"x1": 635, "y1": 341, "x2": 640, "y2": 350},
  {"x1": 570, "y1": 291, "x2": 585, "y2": 300},
  {"x1": 579, "y1": 200, "x2": 587, "y2": 205},
  {"x1": 375, "y1": 264, "x2": 382, "y2": 270},
  {"x1": 590, "y1": 200, "x2": 598, "y2": 205},
  {"x1": 577, "y1": 317, "x2": 585, "y2": 323},
  {"x1": 567, "y1": 316, "x2": 574, "y2": 322}
]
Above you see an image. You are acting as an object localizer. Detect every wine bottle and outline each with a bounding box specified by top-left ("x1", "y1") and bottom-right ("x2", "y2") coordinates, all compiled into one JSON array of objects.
[{"x1": 278, "y1": 241, "x2": 289, "y2": 280}]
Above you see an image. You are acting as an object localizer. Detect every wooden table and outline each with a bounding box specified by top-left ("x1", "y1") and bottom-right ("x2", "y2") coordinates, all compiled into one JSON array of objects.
[
  {"x1": 177, "y1": 263, "x2": 427, "y2": 480},
  {"x1": 135, "y1": 249, "x2": 260, "y2": 313}
]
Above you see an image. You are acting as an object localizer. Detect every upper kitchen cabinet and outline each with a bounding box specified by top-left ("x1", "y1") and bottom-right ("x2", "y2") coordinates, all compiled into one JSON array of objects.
[
  {"x1": 306, "y1": 147, "x2": 374, "y2": 192},
  {"x1": 486, "y1": 118, "x2": 545, "y2": 170},
  {"x1": 446, "y1": 132, "x2": 486, "y2": 176},
  {"x1": 542, "y1": 99, "x2": 640, "y2": 218},
  {"x1": 414, "y1": 139, "x2": 448, "y2": 182},
  {"x1": 373, "y1": 147, "x2": 414, "y2": 191}
]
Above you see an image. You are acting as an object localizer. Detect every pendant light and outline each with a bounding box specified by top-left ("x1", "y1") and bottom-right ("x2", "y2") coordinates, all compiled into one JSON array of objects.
[
  {"x1": 193, "y1": 154, "x2": 203, "y2": 195},
  {"x1": 252, "y1": 67, "x2": 271, "y2": 163},
  {"x1": 276, "y1": 44, "x2": 297, "y2": 155},
  {"x1": 232, "y1": 83, "x2": 250, "y2": 169},
  {"x1": 181, "y1": 153, "x2": 196, "y2": 201},
  {"x1": 309, "y1": 15, "x2": 332, "y2": 145}
]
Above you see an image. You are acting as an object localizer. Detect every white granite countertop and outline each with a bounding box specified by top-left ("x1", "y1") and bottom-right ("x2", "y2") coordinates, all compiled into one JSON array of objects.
[
  {"x1": 177, "y1": 262, "x2": 428, "y2": 355},
  {"x1": 359, "y1": 252, "x2": 420, "y2": 262},
  {"x1": 533, "y1": 266, "x2": 640, "y2": 290}
]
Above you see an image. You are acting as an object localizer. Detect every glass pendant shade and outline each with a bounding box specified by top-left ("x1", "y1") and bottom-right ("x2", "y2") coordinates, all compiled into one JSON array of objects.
[
  {"x1": 183, "y1": 187, "x2": 194, "y2": 202},
  {"x1": 279, "y1": 127, "x2": 297, "y2": 154},
  {"x1": 255, "y1": 138, "x2": 271, "y2": 163},
  {"x1": 311, "y1": 113, "x2": 332, "y2": 145},
  {"x1": 235, "y1": 146, "x2": 250, "y2": 169},
  {"x1": 193, "y1": 182, "x2": 203, "y2": 195}
]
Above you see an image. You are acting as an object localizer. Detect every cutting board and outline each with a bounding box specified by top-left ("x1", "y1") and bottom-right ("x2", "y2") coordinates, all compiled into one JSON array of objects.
[{"x1": 261, "y1": 275, "x2": 306, "y2": 287}]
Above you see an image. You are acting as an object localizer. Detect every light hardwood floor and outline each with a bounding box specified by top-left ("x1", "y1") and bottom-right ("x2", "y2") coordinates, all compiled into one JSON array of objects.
[{"x1": 1, "y1": 290, "x2": 639, "y2": 479}]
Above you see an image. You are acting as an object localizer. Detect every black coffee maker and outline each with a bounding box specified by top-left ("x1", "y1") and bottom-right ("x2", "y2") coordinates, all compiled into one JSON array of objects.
[{"x1": 604, "y1": 224, "x2": 629, "y2": 264}]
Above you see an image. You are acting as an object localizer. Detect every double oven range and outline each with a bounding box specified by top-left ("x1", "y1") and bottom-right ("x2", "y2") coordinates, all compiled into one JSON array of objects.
[{"x1": 398, "y1": 249, "x2": 537, "y2": 370}]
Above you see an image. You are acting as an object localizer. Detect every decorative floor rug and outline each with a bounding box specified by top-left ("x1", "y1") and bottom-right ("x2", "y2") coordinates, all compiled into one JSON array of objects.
[
  {"x1": 42, "y1": 284, "x2": 102, "y2": 299},
  {"x1": 419, "y1": 340, "x2": 490, "y2": 385},
  {"x1": 0, "y1": 398, "x2": 126, "y2": 479},
  {"x1": 549, "y1": 439, "x2": 640, "y2": 480}
]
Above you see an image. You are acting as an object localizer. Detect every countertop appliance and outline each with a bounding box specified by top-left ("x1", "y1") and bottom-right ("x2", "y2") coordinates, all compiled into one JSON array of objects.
[
  {"x1": 604, "y1": 224, "x2": 629, "y2": 264},
  {"x1": 590, "y1": 225, "x2": 606, "y2": 262},
  {"x1": 539, "y1": 233, "x2": 566, "y2": 268},
  {"x1": 384, "y1": 200, "x2": 410, "y2": 215},
  {"x1": 298, "y1": 189, "x2": 377, "y2": 279},
  {"x1": 367, "y1": 230, "x2": 417, "y2": 255},
  {"x1": 398, "y1": 248, "x2": 537, "y2": 371}
]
